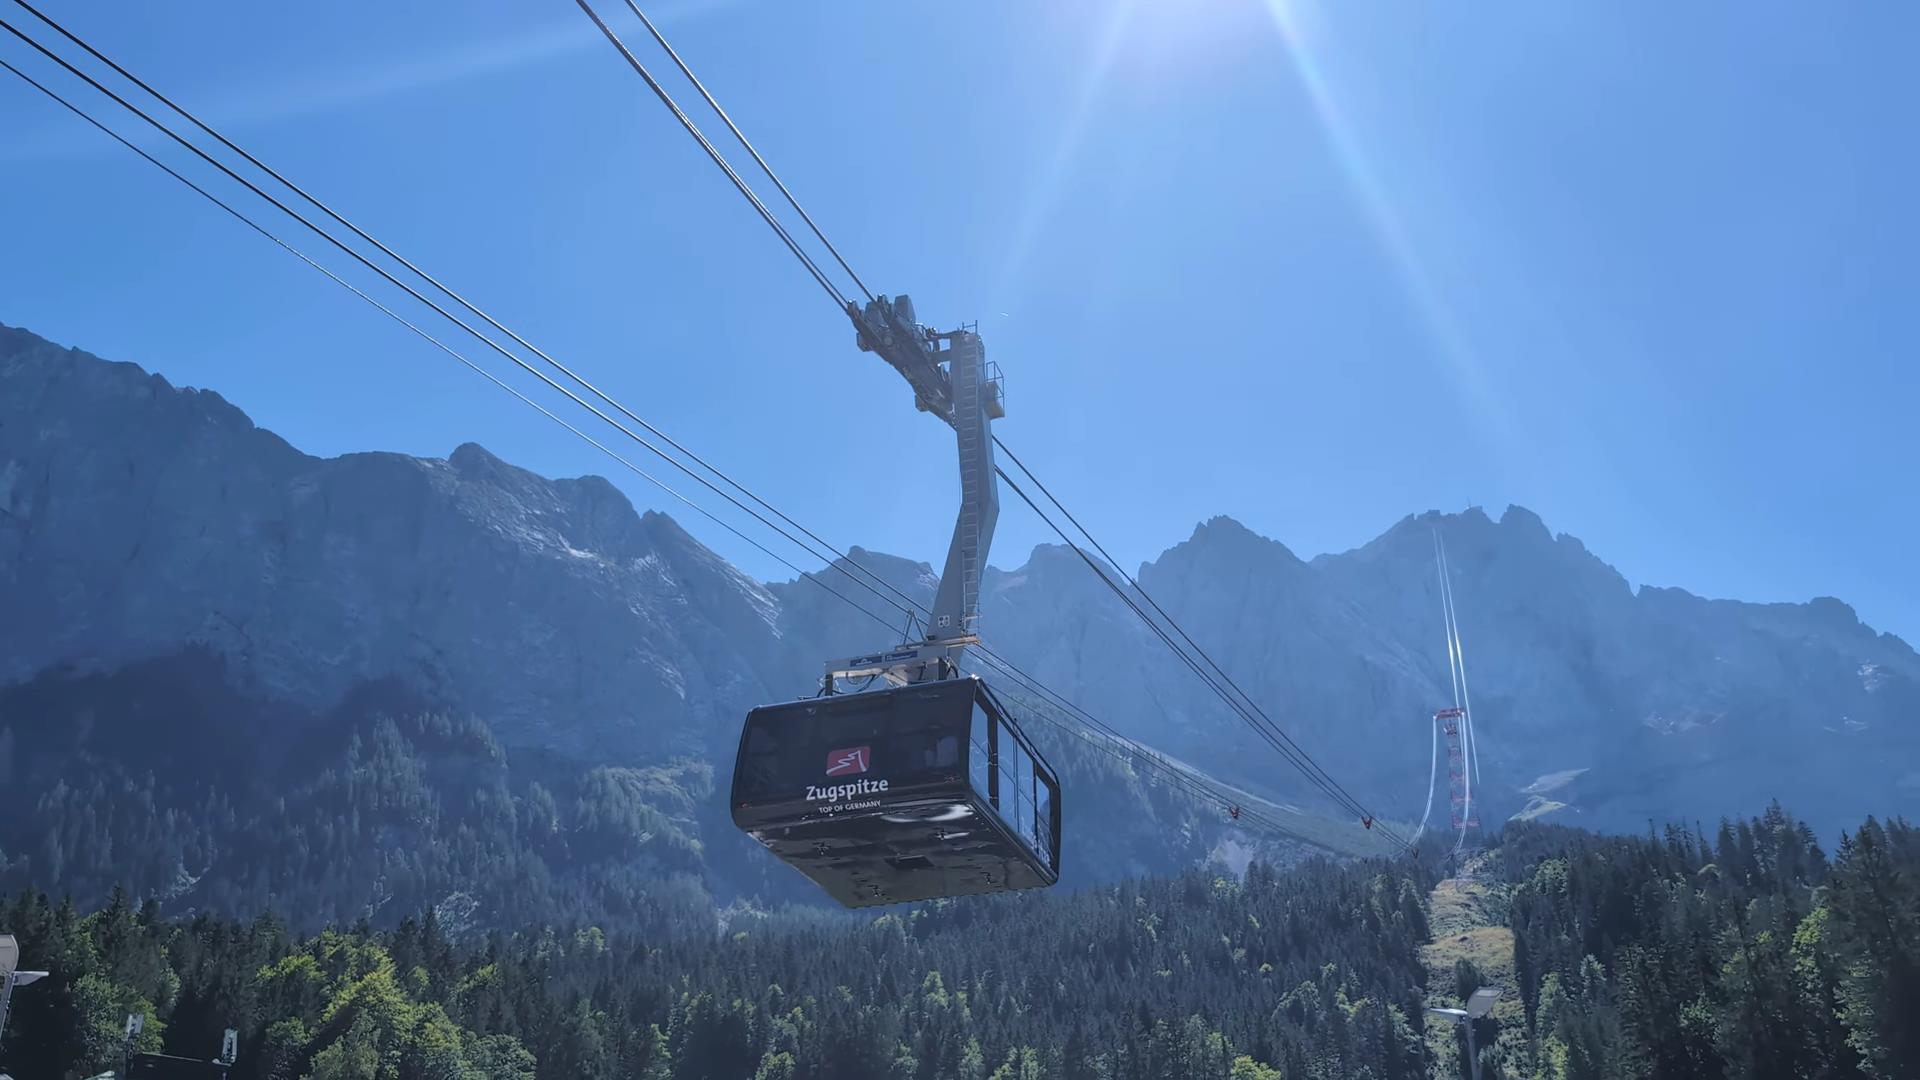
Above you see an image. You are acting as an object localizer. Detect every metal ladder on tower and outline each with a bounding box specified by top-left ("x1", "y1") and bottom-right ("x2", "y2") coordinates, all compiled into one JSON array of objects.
[{"x1": 952, "y1": 332, "x2": 985, "y2": 634}]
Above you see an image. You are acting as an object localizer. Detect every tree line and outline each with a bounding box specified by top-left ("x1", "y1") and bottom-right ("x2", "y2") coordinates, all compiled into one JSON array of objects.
[
  {"x1": 1495, "y1": 805, "x2": 1918, "y2": 1079},
  {"x1": 4, "y1": 798, "x2": 1914, "y2": 1077},
  {"x1": 2, "y1": 851, "x2": 1432, "y2": 1079}
]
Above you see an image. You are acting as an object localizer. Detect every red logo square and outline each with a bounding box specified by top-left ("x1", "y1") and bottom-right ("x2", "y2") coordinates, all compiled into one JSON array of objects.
[{"x1": 825, "y1": 746, "x2": 871, "y2": 776}]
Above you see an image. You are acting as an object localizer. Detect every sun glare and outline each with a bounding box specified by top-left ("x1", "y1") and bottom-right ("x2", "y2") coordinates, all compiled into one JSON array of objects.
[{"x1": 1259, "y1": 0, "x2": 1513, "y2": 447}]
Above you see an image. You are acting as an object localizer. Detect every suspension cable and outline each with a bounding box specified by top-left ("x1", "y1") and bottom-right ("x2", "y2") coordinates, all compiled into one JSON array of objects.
[
  {"x1": 0, "y1": 6, "x2": 940, "y2": 641},
  {"x1": 571, "y1": 1, "x2": 1404, "y2": 847},
  {"x1": 6, "y1": 3, "x2": 1405, "y2": 855},
  {"x1": 3, "y1": 0, "x2": 937, "y2": 636},
  {"x1": 0, "y1": 52, "x2": 914, "y2": 649},
  {"x1": 569, "y1": 0, "x2": 1408, "y2": 850},
  {"x1": 971, "y1": 643, "x2": 1371, "y2": 848},
  {"x1": 993, "y1": 437, "x2": 1405, "y2": 845},
  {"x1": 0, "y1": 35, "x2": 1343, "y2": 858},
  {"x1": 964, "y1": 646, "x2": 1348, "y2": 846},
  {"x1": 996, "y1": 463, "x2": 1409, "y2": 852},
  {"x1": 569, "y1": 0, "x2": 847, "y2": 307},
  {"x1": 618, "y1": 0, "x2": 876, "y2": 305}
]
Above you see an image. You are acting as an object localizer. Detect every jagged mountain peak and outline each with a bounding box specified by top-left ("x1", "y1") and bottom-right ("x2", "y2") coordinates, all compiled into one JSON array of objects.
[
  {"x1": 2, "y1": 322, "x2": 265, "y2": 436},
  {"x1": 1333, "y1": 504, "x2": 1551, "y2": 559},
  {"x1": 1008, "y1": 540, "x2": 1114, "y2": 577},
  {"x1": 1175, "y1": 514, "x2": 1305, "y2": 566},
  {"x1": 841, "y1": 544, "x2": 935, "y2": 581},
  {"x1": 1330, "y1": 504, "x2": 1634, "y2": 611},
  {"x1": 447, "y1": 440, "x2": 514, "y2": 478},
  {"x1": 1805, "y1": 595, "x2": 1867, "y2": 632},
  {"x1": 1496, "y1": 503, "x2": 1552, "y2": 539},
  {"x1": 448, "y1": 440, "x2": 632, "y2": 519}
]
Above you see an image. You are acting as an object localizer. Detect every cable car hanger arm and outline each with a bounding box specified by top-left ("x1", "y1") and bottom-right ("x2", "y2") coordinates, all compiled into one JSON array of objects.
[{"x1": 826, "y1": 295, "x2": 1004, "y2": 687}]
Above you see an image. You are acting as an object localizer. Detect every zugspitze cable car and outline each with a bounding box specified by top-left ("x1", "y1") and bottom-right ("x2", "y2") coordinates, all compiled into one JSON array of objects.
[
  {"x1": 731, "y1": 295, "x2": 1062, "y2": 908},
  {"x1": 732, "y1": 675, "x2": 1060, "y2": 907}
]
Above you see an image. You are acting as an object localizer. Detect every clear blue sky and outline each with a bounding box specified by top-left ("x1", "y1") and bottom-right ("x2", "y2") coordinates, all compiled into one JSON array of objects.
[{"x1": 3, "y1": 0, "x2": 1915, "y2": 642}]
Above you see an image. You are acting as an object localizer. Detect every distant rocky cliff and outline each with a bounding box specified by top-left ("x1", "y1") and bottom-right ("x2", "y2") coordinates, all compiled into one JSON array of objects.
[
  {"x1": 1, "y1": 323, "x2": 789, "y2": 766},
  {"x1": 2, "y1": 321, "x2": 1914, "y2": 894}
]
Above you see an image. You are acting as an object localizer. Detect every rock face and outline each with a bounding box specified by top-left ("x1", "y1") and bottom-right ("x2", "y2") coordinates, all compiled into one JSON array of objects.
[
  {"x1": 3, "y1": 321, "x2": 1916, "y2": 842},
  {"x1": 0, "y1": 324, "x2": 789, "y2": 766},
  {"x1": 961, "y1": 502, "x2": 1920, "y2": 835}
]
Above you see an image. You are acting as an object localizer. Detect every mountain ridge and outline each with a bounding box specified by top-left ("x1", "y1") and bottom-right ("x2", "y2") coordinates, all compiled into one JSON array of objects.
[{"x1": 3, "y1": 321, "x2": 1915, "y2": 920}]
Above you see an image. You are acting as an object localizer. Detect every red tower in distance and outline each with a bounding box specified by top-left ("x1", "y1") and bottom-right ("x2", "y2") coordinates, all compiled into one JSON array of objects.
[{"x1": 1437, "y1": 706, "x2": 1479, "y2": 830}]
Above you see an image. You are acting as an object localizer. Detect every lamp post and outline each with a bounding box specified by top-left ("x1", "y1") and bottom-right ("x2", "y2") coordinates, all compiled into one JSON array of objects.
[
  {"x1": 0, "y1": 935, "x2": 52, "y2": 1051},
  {"x1": 1427, "y1": 986, "x2": 1502, "y2": 1080}
]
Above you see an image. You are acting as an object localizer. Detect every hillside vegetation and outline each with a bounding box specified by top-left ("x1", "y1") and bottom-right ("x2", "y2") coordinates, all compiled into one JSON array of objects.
[
  {"x1": 0, "y1": 651, "x2": 1320, "y2": 932},
  {"x1": 2, "y1": 807, "x2": 1915, "y2": 1079}
]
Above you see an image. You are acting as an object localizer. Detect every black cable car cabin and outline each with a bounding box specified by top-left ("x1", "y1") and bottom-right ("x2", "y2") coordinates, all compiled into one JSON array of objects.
[{"x1": 731, "y1": 675, "x2": 1061, "y2": 908}]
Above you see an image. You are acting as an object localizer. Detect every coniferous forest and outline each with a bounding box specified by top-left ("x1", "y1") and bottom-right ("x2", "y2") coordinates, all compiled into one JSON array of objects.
[{"x1": 1, "y1": 807, "x2": 1915, "y2": 1079}]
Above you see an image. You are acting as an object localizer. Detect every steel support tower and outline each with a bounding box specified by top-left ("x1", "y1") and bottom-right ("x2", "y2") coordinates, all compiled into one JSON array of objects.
[{"x1": 1438, "y1": 706, "x2": 1479, "y2": 830}]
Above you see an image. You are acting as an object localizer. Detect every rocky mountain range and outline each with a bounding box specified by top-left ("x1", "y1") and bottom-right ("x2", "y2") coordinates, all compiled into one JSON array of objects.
[{"x1": 2, "y1": 321, "x2": 1914, "y2": 924}]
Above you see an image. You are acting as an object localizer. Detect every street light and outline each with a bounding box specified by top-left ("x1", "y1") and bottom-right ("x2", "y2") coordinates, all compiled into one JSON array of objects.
[{"x1": 1427, "y1": 986, "x2": 1502, "y2": 1080}]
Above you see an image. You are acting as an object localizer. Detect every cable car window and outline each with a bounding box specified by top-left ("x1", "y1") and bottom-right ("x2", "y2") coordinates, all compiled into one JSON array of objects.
[
  {"x1": 735, "y1": 690, "x2": 968, "y2": 806},
  {"x1": 994, "y1": 732, "x2": 1009, "y2": 812},
  {"x1": 1035, "y1": 778, "x2": 1055, "y2": 865},
  {"x1": 1002, "y1": 731, "x2": 1029, "y2": 840},
  {"x1": 737, "y1": 695, "x2": 887, "y2": 800},
  {"x1": 925, "y1": 733, "x2": 960, "y2": 770},
  {"x1": 1020, "y1": 764, "x2": 1033, "y2": 848},
  {"x1": 968, "y1": 699, "x2": 992, "y2": 799}
]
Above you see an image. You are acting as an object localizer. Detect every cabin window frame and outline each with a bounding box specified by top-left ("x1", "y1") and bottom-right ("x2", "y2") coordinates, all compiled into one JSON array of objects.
[{"x1": 968, "y1": 683, "x2": 1062, "y2": 874}]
